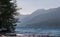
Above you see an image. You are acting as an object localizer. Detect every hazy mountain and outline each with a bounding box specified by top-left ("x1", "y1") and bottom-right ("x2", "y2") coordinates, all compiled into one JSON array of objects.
[
  {"x1": 15, "y1": 14, "x2": 29, "y2": 25},
  {"x1": 20, "y1": 7, "x2": 60, "y2": 27},
  {"x1": 17, "y1": 14, "x2": 29, "y2": 21},
  {"x1": 20, "y1": 9, "x2": 46, "y2": 24}
]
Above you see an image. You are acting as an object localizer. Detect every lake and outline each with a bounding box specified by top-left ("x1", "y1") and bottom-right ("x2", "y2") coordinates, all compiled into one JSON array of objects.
[{"x1": 15, "y1": 26, "x2": 60, "y2": 36}]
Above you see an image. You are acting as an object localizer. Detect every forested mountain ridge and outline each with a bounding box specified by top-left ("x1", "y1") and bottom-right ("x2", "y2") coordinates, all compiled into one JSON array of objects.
[{"x1": 19, "y1": 7, "x2": 60, "y2": 27}]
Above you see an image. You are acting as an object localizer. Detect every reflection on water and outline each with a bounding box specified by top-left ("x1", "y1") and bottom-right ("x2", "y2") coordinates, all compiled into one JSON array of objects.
[{"x1": 15, "y1": 26, "x2": 60, "y2": 36}]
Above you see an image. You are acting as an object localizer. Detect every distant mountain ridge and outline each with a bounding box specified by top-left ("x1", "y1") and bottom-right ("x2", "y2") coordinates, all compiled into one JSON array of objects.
[{"x1": 19, "y1": 7, "x2": 60, "y2": 27}]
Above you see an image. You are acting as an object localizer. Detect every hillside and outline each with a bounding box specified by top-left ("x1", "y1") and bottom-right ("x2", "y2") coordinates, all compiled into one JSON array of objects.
[{"x1": 20, "y1": 7, "x2": 60, "y2": 27}]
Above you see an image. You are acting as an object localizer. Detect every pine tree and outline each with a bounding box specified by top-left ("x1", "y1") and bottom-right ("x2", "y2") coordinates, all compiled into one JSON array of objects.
[{"x1": 0, "y1": 0, "x2": 17, "y2": 33}]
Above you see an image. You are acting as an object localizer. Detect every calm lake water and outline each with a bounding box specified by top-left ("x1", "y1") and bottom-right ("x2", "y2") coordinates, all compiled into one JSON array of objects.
[{"x1": 15, "y1": 26, "x2": 60, "y2": 36}]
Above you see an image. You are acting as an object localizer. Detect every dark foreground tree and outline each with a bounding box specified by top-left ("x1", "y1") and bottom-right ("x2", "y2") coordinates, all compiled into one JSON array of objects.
[{"x1": 0, "y1": 0, "x2": 17, "y2": 33}]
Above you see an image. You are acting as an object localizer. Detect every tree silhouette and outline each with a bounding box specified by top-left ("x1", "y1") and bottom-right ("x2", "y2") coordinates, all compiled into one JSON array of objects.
[{"x1": 0, "y1": 0, "x2": 17, "y2": 33}]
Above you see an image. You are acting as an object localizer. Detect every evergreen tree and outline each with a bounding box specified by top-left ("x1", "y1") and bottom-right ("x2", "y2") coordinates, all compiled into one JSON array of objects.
[{"x1": 0, "y1": 0, "x2": 17, "y2": 33}]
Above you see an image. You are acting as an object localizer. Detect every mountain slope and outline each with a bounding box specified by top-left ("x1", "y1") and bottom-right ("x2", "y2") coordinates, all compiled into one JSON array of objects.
[{"x1": 20, "y1": 7, "x2": 60, "y2": 27}]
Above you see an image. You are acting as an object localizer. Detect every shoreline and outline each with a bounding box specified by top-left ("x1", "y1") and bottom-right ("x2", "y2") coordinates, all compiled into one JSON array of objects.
[{"x1": 0, "y1": 33, "x2": 60, "y2": 37}]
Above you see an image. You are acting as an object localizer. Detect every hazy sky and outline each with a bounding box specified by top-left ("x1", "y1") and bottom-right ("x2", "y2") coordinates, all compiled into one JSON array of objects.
[{"x1": 17, "y1": 0, "x2": 60, "y2": 15}]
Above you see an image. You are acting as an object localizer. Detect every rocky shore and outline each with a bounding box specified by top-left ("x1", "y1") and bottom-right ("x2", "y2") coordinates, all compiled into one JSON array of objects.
[{"x1": 0, "y1": 33, "x2": 60, "y2": 37}]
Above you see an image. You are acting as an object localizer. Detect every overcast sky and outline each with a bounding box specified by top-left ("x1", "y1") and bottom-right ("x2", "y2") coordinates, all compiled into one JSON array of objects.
[{"x1": 17, "y1": 0, "x2": 60, "y2": 15}]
